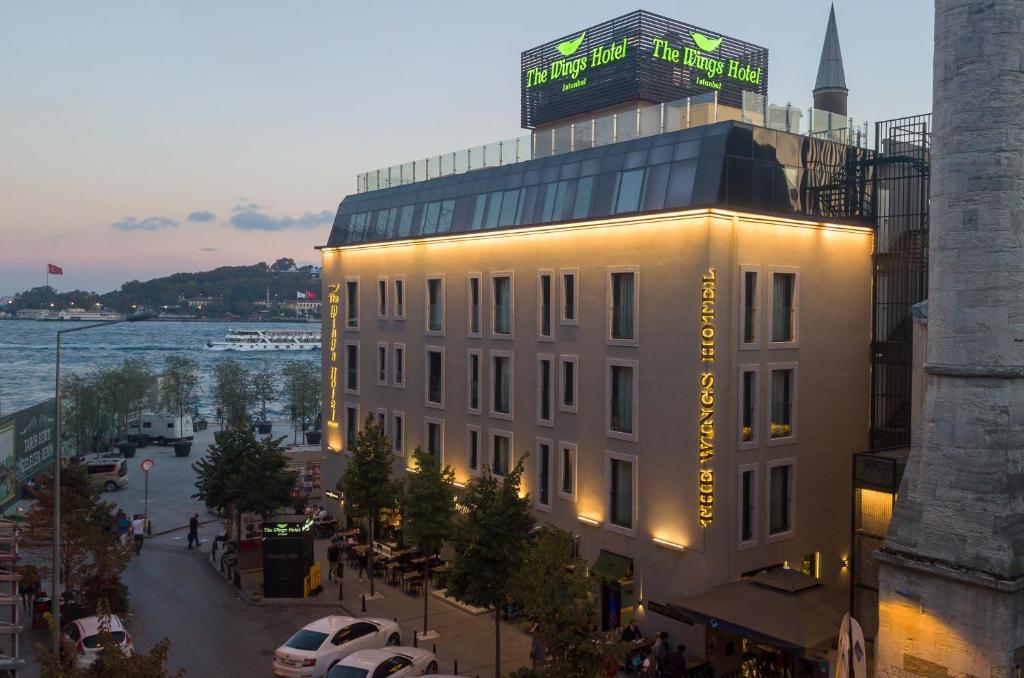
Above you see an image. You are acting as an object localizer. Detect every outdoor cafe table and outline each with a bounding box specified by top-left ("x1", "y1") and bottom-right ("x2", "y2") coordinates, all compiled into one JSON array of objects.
[{"x1": 337, "y1": 528, "x2": 359, "y2": 538}]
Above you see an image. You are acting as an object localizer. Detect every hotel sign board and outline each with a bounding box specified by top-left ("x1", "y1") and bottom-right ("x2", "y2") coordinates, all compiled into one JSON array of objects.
[
  {"x1": 521, "y1": 10, "x2": 769, "y2": 128},
  {"x1": 0, "y1": 399, "x2": 56, "y2": 509}
]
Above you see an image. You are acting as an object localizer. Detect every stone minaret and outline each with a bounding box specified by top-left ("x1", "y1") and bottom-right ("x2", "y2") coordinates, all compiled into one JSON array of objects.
[
  {"x1": 812, "y1": 4, "x2": 848, "y2": 116},
  {"x1": 875, "y1": 1, "x2": 1024, "y2": 676}
]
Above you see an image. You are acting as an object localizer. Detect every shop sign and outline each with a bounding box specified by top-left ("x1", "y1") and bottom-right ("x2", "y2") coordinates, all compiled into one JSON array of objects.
[
  {"x1": 524, "y1": 32, "x2": 630, "y2": 93},
  {"x1": 262, "y1": 518, "x2": 314, "y2": 537},
  {"x1": 326, "y1": 282, "x2": 341, "y2": 450},
  {"x1": 0, "y1": 399, "x2": 56, "y2": 508},
  {"x1": 651, "y1": 32, "x2": 763, "y2": 92},
  {"x1": 698, "y1": 268, "x2": 716, "y2": 527}
]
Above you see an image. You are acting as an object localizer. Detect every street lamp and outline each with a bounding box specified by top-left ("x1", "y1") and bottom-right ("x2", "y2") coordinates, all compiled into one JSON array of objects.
[{"x1": 51, "y1": 310, "x2": 153, "y2": 653}]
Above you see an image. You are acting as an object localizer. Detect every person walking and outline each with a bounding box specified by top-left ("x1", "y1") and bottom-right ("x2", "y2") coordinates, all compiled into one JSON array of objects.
[
  {"x1": 131, "y1": 515, "x2": 146, "y2": 555},
  {"x1": 529, "y1": 623, "x2": 546, "y2": 669},
  {"x1": 187, "y1": 513, "x2": 200, "y2": 549},
  {"x1": 652, "y1": 631, "x2": 669, "y2": 672},
  {"x1": 114, "y1": 510, "x2": 131, "y2": 548},
  {"x1": 356, "y1": 548, "x2": 368, "y2": 582},
  {"x1": 327, "y1": 542, "x2": 340, "y2": 583}
]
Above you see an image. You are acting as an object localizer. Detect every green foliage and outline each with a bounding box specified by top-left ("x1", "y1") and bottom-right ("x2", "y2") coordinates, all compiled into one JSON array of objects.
[
  {"x1": 159, "y1": 355, "x2": 199, "y2": 433},
  {"x1": 192, "y1": 428, "x2": 297, "y2": 519},
  {"x1": 62, "y1": 358, "x2": 154, "y2": 451},
  {"x1": 213, "y1": 358, "x2": 252, "y2": 428},
  {"x1": 62, "y1": 373, "x2": 106, "y2": 454},
  {"x1": 282, "y1": 361, "x2": 320, "y2": 442},
  {"x1": 251, "y1": 361, "x2": 276, "y2": 422},
  {"x1": 510, "y1": 527, "x2": 615, "y2": 678}
]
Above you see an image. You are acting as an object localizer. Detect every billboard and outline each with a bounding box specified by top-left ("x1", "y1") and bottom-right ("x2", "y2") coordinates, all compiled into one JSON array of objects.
[
  {"x1": 0, "y1": 399, "x2": 56, "y2": 508},
  {"x1": 521, "y1": 10, "x2": 769, "y2": 128}
]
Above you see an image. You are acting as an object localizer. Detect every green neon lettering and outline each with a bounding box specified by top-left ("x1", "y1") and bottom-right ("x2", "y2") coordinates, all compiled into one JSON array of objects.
[
  {"x1": 691, "y1": 32, "x2": 724, "y2": 53},
  {"x1": 556, "y1": 31, "x2": 587, "y2": 57}
]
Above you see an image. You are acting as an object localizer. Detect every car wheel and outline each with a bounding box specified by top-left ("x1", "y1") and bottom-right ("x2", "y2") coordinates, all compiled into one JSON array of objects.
[
  {"x1": 425, "y1": 660, "x2": 438, "y2": 674},
  {"x1": 104, "y1": 481, "x2": 117, "y2": 492},
  {"x1": 386, "y1": 633, "x2": 400, "y2": 646}
]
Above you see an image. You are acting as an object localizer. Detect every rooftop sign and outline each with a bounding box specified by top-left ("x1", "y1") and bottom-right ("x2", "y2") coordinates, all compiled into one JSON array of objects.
[{"x1": 521, "y1": 10, "x2": 769, "y2": 128}]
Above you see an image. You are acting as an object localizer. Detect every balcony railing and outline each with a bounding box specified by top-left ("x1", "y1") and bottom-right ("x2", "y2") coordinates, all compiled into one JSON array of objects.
[{"x1": 356, "y1": 91, "x2": 871, "y2": 193}]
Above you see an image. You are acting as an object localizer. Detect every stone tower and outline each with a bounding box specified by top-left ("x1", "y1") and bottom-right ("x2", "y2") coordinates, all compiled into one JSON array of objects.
[
  {"x1": 875, "y1": 1, "x2": 1024, "y2": 676},
  {"x1": 812, "y1": 4, "x2": 848, "y2": 116}
]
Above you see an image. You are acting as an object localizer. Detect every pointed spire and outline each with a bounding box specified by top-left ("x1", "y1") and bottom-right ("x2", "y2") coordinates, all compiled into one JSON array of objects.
[{"x1": 814, "y1": 4, "x2": 848, "y2": 94}]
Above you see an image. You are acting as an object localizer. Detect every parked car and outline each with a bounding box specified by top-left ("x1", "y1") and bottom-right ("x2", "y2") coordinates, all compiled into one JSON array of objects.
[
  {"x1": 83, "y1": 457, "x2": 128, "y2": 492},
  {"x1": 127, "y1": 412, "x2": 194, "y2": 445},
  {"x1": 62, "y1": 615, "x2": 134, "y2": 668},
  {"x1": 272, "y1": 616, "x2": 402, "y2": 678},
  {"x1": 325, "y1": 648, "x2": 438, "y2": 678}
]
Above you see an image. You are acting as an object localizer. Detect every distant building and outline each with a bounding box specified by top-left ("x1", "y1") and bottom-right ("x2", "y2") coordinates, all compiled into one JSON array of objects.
[
  {"x1": 185, "y1": 296, "x2": 222, "y2": 310},
  {"x1": 284, "y1": 300, "x2": 321, "y2": 316}
]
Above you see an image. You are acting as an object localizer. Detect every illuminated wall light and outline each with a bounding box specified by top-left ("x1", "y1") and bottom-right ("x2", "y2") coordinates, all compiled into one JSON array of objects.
[
  {"x1": 577, "y1": 515, "x2": 601, "y2": 527},
  {"x1": 452, "y1": 481, "x2": 466, "y2": 489},
  {"x1": 651, "y1": 537, "x2": 687, "y2": 553}
]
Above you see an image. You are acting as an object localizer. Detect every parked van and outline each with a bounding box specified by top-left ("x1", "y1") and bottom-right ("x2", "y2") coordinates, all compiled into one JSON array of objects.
[
  {"x1": 84, "y1": 458, "x2": 128, "y2": 492},
  {"x1": 128, "y1": 413, "x2": 194, "y2": 445}
]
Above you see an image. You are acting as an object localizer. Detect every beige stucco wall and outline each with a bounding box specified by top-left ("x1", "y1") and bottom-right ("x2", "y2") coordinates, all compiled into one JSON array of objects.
[{"x1": 319, "y1": 208, "x2": 872, "y2": 654}]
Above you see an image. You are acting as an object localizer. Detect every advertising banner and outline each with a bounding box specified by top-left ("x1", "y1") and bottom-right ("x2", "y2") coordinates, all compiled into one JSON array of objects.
[{"x1": 0, "y1": 399, "x2": 56, "y2": 508}]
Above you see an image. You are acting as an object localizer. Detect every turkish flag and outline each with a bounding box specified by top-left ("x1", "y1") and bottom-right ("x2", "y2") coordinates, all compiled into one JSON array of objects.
[
  {"x1": 47, "y1": 263, "x2": 63, "y2": 275},
  {"x1": 305, "y1": 291, "x2": 317, "y2": 300}
]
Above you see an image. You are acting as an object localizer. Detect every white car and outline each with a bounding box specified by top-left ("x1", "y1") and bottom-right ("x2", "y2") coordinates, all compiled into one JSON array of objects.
[
  {"x1": 273, "y1": 616, "x2": 402, "y2": 678},
  {"x1": 62, "y1": 615, "x2": 134, "y2": 668},
  {"x1": 325, "y1": 648, "x2": 438, "y2": 678}
]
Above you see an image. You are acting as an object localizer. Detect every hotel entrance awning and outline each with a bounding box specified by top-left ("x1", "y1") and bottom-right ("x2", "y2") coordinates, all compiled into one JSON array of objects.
[{"x1": 653, "y1": 569, "x2": 845, "y2": 653}]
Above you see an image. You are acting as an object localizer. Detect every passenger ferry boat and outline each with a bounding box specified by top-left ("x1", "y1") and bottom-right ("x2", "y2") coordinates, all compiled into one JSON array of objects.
[{"x1": 206, "y1": 328, "x2": 321, "y2": 351}]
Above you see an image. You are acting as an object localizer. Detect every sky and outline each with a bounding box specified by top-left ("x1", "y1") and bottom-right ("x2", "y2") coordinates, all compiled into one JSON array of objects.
[{"x1": 0, "y1": 0, "x2": 934, "y2": 295}]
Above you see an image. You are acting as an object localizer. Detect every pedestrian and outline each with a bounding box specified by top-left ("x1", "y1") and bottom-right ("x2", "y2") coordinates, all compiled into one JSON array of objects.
[
  {"x1": 131, "y1": 515, "x2": 146, "y2": 555},
  {"x1": 327, "y1": 542, "x2": 340, "y2": 583},
  {"x1": 652, "y1": 631, "x2": 669, "y2": 669},
  {"x1": 114, "y1": 510, "x2": 131, "y2": 547},
  {"x1": 356, "y1": 548, "x2": 368, "y2": 582},
  {"x1": 529, "y1": 623, "x2": 546, "y2": 669},
  {"x1": 637, "y1": 647, "x2": 658, "y2": 678},
  {"x1": 662, "y1": 645, "x2": 687, "y2": 678},
  {"x1": 187, "y1": 513, "x2": 200, "y2": 549},
  {"x1": 621, "y1": 618, "x2": 643, "y2": 642}
]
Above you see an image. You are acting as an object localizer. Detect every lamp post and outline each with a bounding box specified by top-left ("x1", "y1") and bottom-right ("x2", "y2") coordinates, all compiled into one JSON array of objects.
[{"x1": 51, "y1": 312, "x2": 152, "y2": 654}]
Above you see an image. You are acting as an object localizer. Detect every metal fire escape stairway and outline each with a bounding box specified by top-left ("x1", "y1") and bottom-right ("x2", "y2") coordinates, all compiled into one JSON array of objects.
[{"x1": 0, "y1": 521, "x2": 25, "y2": 675}]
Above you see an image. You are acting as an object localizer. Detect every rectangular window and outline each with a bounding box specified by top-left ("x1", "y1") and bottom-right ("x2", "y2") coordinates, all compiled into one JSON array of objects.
[
  {"x1": 770, "y1": 367, "x2": 795, "y2": 440},
  {"x1": 741, "y1": 368, "x2": 757, "y2": 444},
  {"x1": 609, "y1": 269, "x2": 637, "y2": 343},
  {"x1": 394, "y1": 277, "x2": 406, "y2": 319},
  {"x1": 491, "y1": 431, "x2": 511, "y2": 477},
  {"x1": 468, "y1": 275, "x2": 481, "y2": 337},
  {"x1": 740, "y1": 467, "x2": 756, "y2": 544},
  {"x1": 377, "y1": 278, "x2": 388, "y2": 319},
  {"x1": 572, "y1": 176, "x2": 594, "y2": 219},
  {"x1": 560, "y1": 271, "x2": 578, "y2": 325},
  {"x1": 492, "y1": 274, "x2": 512, "y2": 336},
  {"x1": 467, "y1": 350, "x2": 481, "y2": 414},
  {"x1": 345, "y1": 405, "x2": 358, "y2": 452},
  {"x1": 491, "y1": 353, "x2": 512, "y2": 417},
  {"x1": 608, "y1": 361, "x2": 636, "y2": 439},
  {"x1": 467, "y1": 426, "x2": 480, "y2": 472},
  {"x1": 614, "y1": 168, "x2": 645, "y2": 214},
  {"x1": 537, "y1": 439, "x2": 552, "y2": 510},
  {"x1": 470, "y1": 194, "x2": 486, "y2": 230},
  {"x1": 559, "y1": 442, "x2": 577, "y2": 501},
  {"x1": 426, "y1": 348, "x2": 444, "y2": 407},
  {"x1": 393, "y1": 344, "x2": 405, "y2": 388},
  {"x1": 376, "y1": 343, "x2": 388, "y2": 386},
  {"x1": 375, "y1": 408, "x2": 386, "y2": 432},
  {"x1": 608, "y1": 454, "x2": 635, "y2": 531},
  {"x1": 345, "y1": 279, "x2": 359, "y2": 329},
  {"x1": 345, "y1": 342, "x2": 359, "y2": 393},
  {"x1": 498, "y1": 189, "x2": 520, "y2": 226},
  {"x1": 484, "y1": 191, "x2": 502, "y2": 228},
  {"x1": 741, "y1": 269, "x2": 759, "y2": 346},
  {"x1": 538, "y1": 272, "x2": 553, "y2": 339},
  {"x1": 769, "y1": 463, "x2": 794, "y2": 536},
  {"x1": 537, "y1": 355, "x2": 553, "y2": 426},
  {"x1": 425, "y1": 419, "x2": 443, "y2": 465},
  {"x1": 801, "y1": 552, "x2": 821, "y2": 579},
  {"x1": 397, "y1": 205, "x2": 414, "y2": 237},
  {"x1": 771, "y1": 271, "x2": 797, "y2": 343},
  {"x1": 559, "y1": 356, "x2": 578, "y2": 412},
  {"x1": 392, "y1": 412, "x2": 405, "y2": 455},
  {"x1": 426, "y1": 276, "x2": 444, "y2": 334}
]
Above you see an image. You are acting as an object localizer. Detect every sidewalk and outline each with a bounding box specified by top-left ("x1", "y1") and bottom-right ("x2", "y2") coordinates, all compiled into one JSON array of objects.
[{"x1": 210, "y1": 534, "x2": 531, "y2": 677}]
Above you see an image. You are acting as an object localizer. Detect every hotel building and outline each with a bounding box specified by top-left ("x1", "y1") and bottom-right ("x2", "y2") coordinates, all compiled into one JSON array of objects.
[{"x1": 319, "y1": 9, "x2": 880, "y2": 671}]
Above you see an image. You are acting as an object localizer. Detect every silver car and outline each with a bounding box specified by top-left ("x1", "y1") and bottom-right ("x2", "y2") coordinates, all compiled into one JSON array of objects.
[{"x1": 273, "y1": 616, "x2": 402, "y2": 678}]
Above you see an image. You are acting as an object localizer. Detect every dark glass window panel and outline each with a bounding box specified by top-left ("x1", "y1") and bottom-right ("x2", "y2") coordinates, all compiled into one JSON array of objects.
[
  {"x1": 609, "y1": 458, "x2": 633, "y2": 528},
  {"x1": 726, "y1": 157, "x2": 753, "y2": 208},
  {"x1": 484, "y1": 192, "x2": 502, "y2": 228},
  {"x1": 580, "y1": 158, "x2": 602, "y2": 176},
  {"x1": 498, "y1": 189, "x2": 520, "y2": 226},
  {"x1": 438, "y1": 199, "x2": 455, "y2": 231},
  {"x1": 539, "y1": 358, "x2": 551, "y2": 420},
  {"x1": 550, "y1": 181, "x2": 569, "y2": 222},
  {"x1": 421, "y1": 201, "x2": 441, "y2": 234},
  {"x1": 523, "y1": 168, "x2": 540, "y2": 184},
  {"x1": 470, "y1": 194, "x2": 486, "y2": 230},
  {"x1": 518, "y1": 185, "x2": 538, "y2": 225},
  {"x1": 624, "y1": 150, "x2": 647, "y2": 170},
  {"x1": 559, "y1": 162, "x2": 580, "y2": 180},
  {"x1": 673, "y1": 140, "x2": 701, "y2": 161},
  {"x1": 590, "y1": 172, "x2": 619, "y2": 217},
  {"x1": 562, "y1": 360, "x2": 574, "y2": 406},
  {"x1": 506, "y1": 173, "x2": 524, "y2": 188},
  {"x1": 752, "y1": 127, "x2": 779, "y2": 161},
  {"x1": 427, "y1": 185, "x2": 444, "y2": 200},
  {"x1": 665, "y1": 160, "x2": 697, "y2": 207},
  {"x1": 726, "y1": 125, "x2": 754, "y2": 157},
  {"x1": 427, "y1": 351, "x2": 443, "y2": 403},
  {"x1": 741, "y1": 470, "x2": 754, "y2": 541},
  {"x1": 642, "y1": 163, "x2": 669, "y2": 211},
  {"x1": 451, "y1": 196, "x2": 472, "y2": 231},
  {"x1": 770, "y1": 465, "x2": 791, "y2": 533},
  {"x1": 539, "y1": 444, "x2": 550, "y2": 506},
  {"x1": 774, "y1": 133, "x2": 801, "y2": 167},
  {"x1": 540, "y1": 166, "x2": 560, "y2": 182},
  {"x1": 408, "y1": 204, "x2": 424, "y2": 236},
  {"x1": 752, "y1": 162, "x2": 781, "y2": 212},
  {"x1": 742, "y1": 370, "x2": 756, "y2": 441},
  {"x1": 572, "y1": 177, "x2": 594, "y2": 219},
  {"x1": 615, "y1": 169, "x2": 645, "y2": 214},
  {"x1": 649, "y1": 143, "x2": 674, "y2": 165},
  {"x1": 397, "y1": 205, "x2": 414, "y2": 237},
  {"x1": 600, "y1": 153, "x2": 625, "y2": 172}
]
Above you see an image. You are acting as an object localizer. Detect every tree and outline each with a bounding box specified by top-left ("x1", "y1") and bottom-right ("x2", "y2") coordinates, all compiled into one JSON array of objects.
[
  {"x1": 192, "y1": 428, "x2": 297, "y2": 548},
  {"x1": 509, "y1": 527, "x2": 616, "y2": 678},
  {"x1": 21, "y1": 464, "x2": 131, "y2": 617},
  {"x1": 271, "y1": 257, "x2": 296, "y2": 273},
  {"x1": 447, "y1": 459, "x2": 535, "y2": 677},
  {"x1": 337, "y1": 415, "x2": 399, "y2": 597},
  {"x1": 282, "y1": 362, "x2": 320, "y2": 444},
  {"x1": 403, "y1": 446, "x2": 456, "y2": 636},
  {"x1": 250, "y1": 361, "x2": 276, "y2": 424},
  {"x1": 62, "y1": 374, "x2": 103, "y2": 454},
  {"x1": 159, "y1": 355, "x2": 199, "y2": 438},
  {"x1": 213, "y1": 358, "x2": 252, "y2": 429}
]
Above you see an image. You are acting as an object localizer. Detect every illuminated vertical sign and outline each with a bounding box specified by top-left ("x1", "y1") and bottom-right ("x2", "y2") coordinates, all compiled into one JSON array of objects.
[
  {"x1": 698, "y1": 268, "x2": 716, "y2": 527},
  {"x1": 326, "y1": 282, "x2": 341, "y2": 451}
]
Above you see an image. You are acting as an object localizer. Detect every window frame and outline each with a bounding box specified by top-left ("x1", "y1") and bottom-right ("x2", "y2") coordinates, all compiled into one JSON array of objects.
[
  {"x1": 765, "y1": 458, "x2": 797, "y2": 542},
  {"x1": 489, "y1": 429, "x2": 513, "y2": 478},
  {"x1": 559, "y1": 355, "x2": 579, "y2": 413},
  {"x1": 376, "y1": 342, "x2": 388, "y2": 387},
  {"x1": 392, "y1": 411, "x2": 405, "y2": 456},
  {"x1": 558, "y1": 441, "x2": 577, "y2": 502},
  {"x1": 606, "y1": 266, "x2": 639, "y2": 347},
  {"x1": 424, "y1": 346, "x2": 445, "y2": 409},
  {"x1": 466, "y1": 424, "x2": 481, "y2": 475},
  {"x1": 768, "y1": 266, "x2": 800, "y2": 348},
  {"x1": 344, "y1": 277, "x2": 360, "y2": 331},
  {"x1": 344, "y1": 403, "x2": 359, "y2": 455},
  {"x1": 466, "y1": 349, "x2": 482, "y2": 416},
  {"x1": 766, "y1": 362, "x2": 798, "y2": 445},
  {"x1": 424, "y1": 417, "x2": 445, "y2": 466},
  {"x1": 344, "y1": 340, "x2": 360, "y2": 395},
  {"x1": 393, "y1": 276, "x2": 406, "y2": 320},
  {"x1": 738, "y1": 365, "x2": 760, "y2": 450},
  {"x1": 392, "y1": 343, "x2": 406, "y2": 389},
  {"x1": 738, "y1": 462, "x2": 758, "y2": 549},
  {"x1": 425, "y1": 274, "x2": 445, "y2": 336},
  {"x1": 467, "y1": 273, "x2": 482, "y2": 338},
  {"x1": 489, "y1": 350, "x2": 514, "y2": 421},
  {"x1": 605, "y1": 358, "x2": 639, "y2": 442},
  {"x1": 490, "y1": 272, "x2": 515, "y2": 340},
  {"x1": 376, "y1": 276, "x2": 389, "y2": 320},
  {"x1": 559, "y1": 269, "x2": 579, "y2": 326},
  {"x1": 537, "y1": 270, "x2": 554, "y2": 341},
  {"x1": 739, "y1": 266, "x2": 761, "y2": 350},
  {"x1": 535, "y1": 437, "x2": 553, "y2": 513},
  {"x1": 605, "y1": 450, "x2": 638, "y2": 537},
  {"x1": 375, "y1": 407, "x2": 387, "y2": 434},
  {"x1": 537, "y1": 354, "x2": 554, "y2": 428}
]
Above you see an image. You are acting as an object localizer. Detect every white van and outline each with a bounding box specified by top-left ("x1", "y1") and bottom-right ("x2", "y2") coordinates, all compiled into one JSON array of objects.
[
  {"x1": 83, "y1": 458, "x2": 128, "y2": 492},
  {"x1": 128, "y1": 413, "x2": 194, "y2": 445}
]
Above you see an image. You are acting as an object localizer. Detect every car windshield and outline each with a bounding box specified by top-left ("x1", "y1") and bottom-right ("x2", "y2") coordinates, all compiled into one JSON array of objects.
[
  {"x1": 326, "y1": 667, "x2": 369, "y2": 678},
  {"x1": 82, "y1": 631, "x2": 126, "y2": 649},
  {"x1": 285, "y1": 629, "x2": 328, "y2": 651}
]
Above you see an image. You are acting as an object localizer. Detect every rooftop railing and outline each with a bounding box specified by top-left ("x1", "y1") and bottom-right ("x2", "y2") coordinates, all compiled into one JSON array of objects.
[{"x1": 356, "y1": 91, "x2": 870, "y2": 193}]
